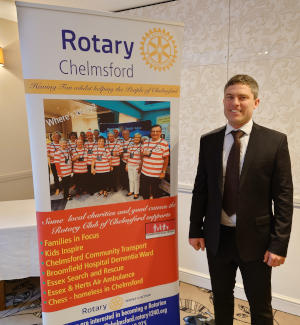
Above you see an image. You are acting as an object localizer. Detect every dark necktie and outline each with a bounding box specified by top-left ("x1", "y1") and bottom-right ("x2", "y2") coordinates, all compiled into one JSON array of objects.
[{"x1": 222, "y1": 130, "x2": 244, "y2": 216}]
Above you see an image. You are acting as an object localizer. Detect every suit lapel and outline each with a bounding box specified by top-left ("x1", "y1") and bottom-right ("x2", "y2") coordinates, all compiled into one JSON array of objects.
[
  {"x1": 215, "y1": 127, "x2": 226, "y2": 193},
  {"x1": 239, "y1": 123, "x2": 260, "y2": 190}
]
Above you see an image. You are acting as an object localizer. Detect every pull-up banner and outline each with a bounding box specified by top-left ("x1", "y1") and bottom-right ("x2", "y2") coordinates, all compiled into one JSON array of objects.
[{"x1": 16, "y1": 2, "x2": 183, "y2": 324}]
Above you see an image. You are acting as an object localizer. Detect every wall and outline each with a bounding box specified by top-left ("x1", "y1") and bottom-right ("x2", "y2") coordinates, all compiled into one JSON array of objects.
[
  {"x1": 119, "y1": 113, "x2": 137, "y2": 123},
  {"x1": 0, "y1": 18, "x2": 33, "y2": 200},
  {"x1": 71, "y1": 117, "x2": 98, "y2": 135},
  {"x1": 126, "y1": 0, "x2": 300, "y2": 315}
]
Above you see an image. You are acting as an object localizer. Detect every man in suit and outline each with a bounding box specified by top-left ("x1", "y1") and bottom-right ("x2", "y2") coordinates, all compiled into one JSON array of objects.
[{"x1": 189, "y1": 74, "x2": 293, "y2": 325}]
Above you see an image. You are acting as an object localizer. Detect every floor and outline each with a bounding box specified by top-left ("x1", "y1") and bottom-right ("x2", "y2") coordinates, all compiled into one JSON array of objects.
[
  {"x1": 179, "y1": 282, "x2": 300, "y2": 325},
  {"x1": 0, "y1": 279, "x2": 299, "y2": 324},
  {"x1": 50, "y1": 188, "x2": 144, "y2": 211}
]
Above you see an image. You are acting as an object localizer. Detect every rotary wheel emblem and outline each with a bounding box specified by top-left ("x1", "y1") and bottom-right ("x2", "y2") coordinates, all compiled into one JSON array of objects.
[
  {"x1": 109, "y1": 296, "x2": 124, "y2": 311},
  {"x1": 140, "y1": 28, "x2": 177, "y2": 71}
]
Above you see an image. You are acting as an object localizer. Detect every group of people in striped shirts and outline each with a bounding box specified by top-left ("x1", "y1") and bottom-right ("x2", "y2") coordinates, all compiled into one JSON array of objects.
[{"x1": 47, "y1": 124, "x2": 169, "y2": 201}]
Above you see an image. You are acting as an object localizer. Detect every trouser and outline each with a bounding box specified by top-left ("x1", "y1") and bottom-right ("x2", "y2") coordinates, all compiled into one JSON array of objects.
[
  {"x1": 61, "y1": 175, "x2": 71, "y2": 198},
  {"x1": 95, "y1": 172, "x2": 109, "y2": 192},
  {"x1": 50, "y1": 163, "x2": 60, "y2": 190},
  {"x1": 128, "y1": 164, "x2": 140, "y2": 194},
  {"x1": 111, "y1": 165, "x2": 121, "y2": 191},
  {"x1": 206, "y1": 225, "x2": 273, "y2": 325},
  {"x1": 86, "y1": 165, "x2": 95, "y2": 194},
  {"x1": 140, "y1": 173, "x2": 161, "y2": 199},
  {"x1": 120, "y1": 160, "x2": 129, "y2": 190},
  {"x1": 73, "y1": 173, "x2": 87, "y2": 194}
]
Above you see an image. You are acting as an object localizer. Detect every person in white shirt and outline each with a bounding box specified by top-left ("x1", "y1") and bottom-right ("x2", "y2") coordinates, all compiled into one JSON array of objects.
[{"x1": 126, "y1": 133, "x2": 142, "y2": 199}]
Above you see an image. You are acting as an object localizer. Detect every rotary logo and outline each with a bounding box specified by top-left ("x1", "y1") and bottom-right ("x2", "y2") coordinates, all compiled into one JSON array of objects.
[
  {"x1": 109, "y1": 296, "x2": 124, "y2": 311},
  {"x1": 140, "y1": 28, "x2": 177, "y2": 71}
]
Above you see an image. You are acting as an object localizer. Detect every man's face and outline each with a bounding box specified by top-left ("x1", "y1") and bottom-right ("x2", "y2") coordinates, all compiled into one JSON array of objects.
[
  {"x1": 53, "y1": 133, "x2": 60, "y2": 142},
  {"x1": 151, "y1": 126, "x2": 162, "y2": 141},
  {"x1": 94, "y1": 131, "x2": 99, "y2": 138},
  {"x1": 61, "y1": 140, "x2": 68, "y2": 150},
  {"x1": 113, "y1": 129, "x2": 119, "y2": 138},
  {"x1": 122, "y1": 130, "x2": 130, "y2": 140},
  {"x1": 223, "y1": 83, "x2": 260, "y2": 129},
  {"x1": 70, "y1": 134, "x2": 76, "y2": 141},
  {"x1": 87, "y1": 133, "x2": 93, "y2": 142},
  {"x1": 108, "y1": 134, "x2": 115, "y2": 143},
  {"x1": 134, "y1": 135, "x2": 141, "y2": 144},
  {"x1": 98, "y1": 138, "x2": 105, "y2": 147}
]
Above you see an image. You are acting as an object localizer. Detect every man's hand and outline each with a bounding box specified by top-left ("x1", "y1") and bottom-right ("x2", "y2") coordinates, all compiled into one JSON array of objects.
[
  {"x1": 189, "y1": 238, "x2": 205, "y2": 251},
  {"x1": 263, "y1": 250, "x2": 285, "y2": 267},
  {"x1": 159, "y1": 172, "x2": 166, "y2": 179}
]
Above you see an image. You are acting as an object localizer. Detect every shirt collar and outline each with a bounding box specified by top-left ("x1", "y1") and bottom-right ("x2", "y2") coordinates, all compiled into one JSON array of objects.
[{"x1": 225, "y1": 119, "x2": 253, "y2": 136}]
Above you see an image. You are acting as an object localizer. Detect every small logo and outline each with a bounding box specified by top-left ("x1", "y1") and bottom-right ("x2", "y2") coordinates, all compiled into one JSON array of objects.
[
  {"x1": 109, "y1": 296, "x2": 124, "y2": 311},
  {"x1": 140, "y1": 28, "x2": 177, "y2": 71},
  {"x1": 145, "y1": 220, "x2": 176, "y2": 239}
]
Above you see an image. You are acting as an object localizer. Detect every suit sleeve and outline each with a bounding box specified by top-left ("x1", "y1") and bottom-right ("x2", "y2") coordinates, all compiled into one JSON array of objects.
[
  {"x1": 189, "y1": 136, "x2": 208, "y2": 238},
  {"x1": 269, "y1": 134, "x2": 293, "y2": 257}
]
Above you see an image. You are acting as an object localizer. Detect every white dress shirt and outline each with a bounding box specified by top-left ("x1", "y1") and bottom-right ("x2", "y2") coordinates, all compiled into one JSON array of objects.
[{"x1": 221, "y1": 119, "x2": 253, "y2": 226}]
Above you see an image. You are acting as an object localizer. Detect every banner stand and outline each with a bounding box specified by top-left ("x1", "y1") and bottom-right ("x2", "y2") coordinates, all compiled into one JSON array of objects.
[{"x1": 16, "y1": 2, "x2": 183, "y2": 324}]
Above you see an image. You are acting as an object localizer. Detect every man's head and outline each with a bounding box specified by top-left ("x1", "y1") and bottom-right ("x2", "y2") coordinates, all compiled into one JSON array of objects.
[
  {"x1": 113, "y1": 129, "x2": 119, "y2": 138},
  {"x1": 86, "y1": 131, "x2": 93, "y2": 142},
  {"x1": 93, "y1": 129, "x2": 99, "y2": 139},
  {"x1": 97, "y1": 136, "x2": 105, "y2": 147},
  {"x1": 69, "y1": 132, "x2": 77, "y2": 141},
  {"x1": 150, "y1": 125, "x2": 162, "y2": 141},
  {"x1": 108, "y1": 132, "x2": 115, "y2": 143},
  {"x1": 80, "y1": 131, "x2": 86, "y2": 141},
  {"x1": 60, "y1": 138, "x2": 68, "y2": 150},
  {"x1": 133, "y1": 133, "x2": 141, "y2": 144},
  {"x1": 122, "y1": 129, "x2": 130, "y2": 140},
  {"x1": 52, "y1": 132, "x2": 61, "y2": 143},
  {"x1": 223, "y1": 74, "x2": 260, "y2": 129},
  {"x1": 76, "y1": 139, "x2": 83, "y2": 148}
]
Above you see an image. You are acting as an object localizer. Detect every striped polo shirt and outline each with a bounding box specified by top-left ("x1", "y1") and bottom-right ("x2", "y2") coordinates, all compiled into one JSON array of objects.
[
  {"x1": 54, "y1": 149, "x2": 72, "y2": 177},
  {"x1": 84, "y1": 141, "x2": 97, "y2": 165},
  {"x1": 121, "y1": 138, "x2": 133, "y2": 163},
  {"x1": 92, "y1": 147, "x2": 111, "y2": 173},
  {"x1": 106, "y1": 141, "x2": 122, "y2": 166},
  {"x1": 141, "y1": 138, "x2": 169, "y2": 178},
  {"x1": 72, "y1": 148, "x2": 88, "y2": 173},
  {"x1": 47, "y1": 142, "x2": 61, "y2": 163},
  {"x1": 127, "y1": 143, "x2": 142, "y2": 166}
]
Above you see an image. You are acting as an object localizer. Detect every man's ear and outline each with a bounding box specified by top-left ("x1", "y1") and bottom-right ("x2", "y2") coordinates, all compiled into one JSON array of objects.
[{"x1": 254, "y1": 98, "x2": 260, "y2": 110}]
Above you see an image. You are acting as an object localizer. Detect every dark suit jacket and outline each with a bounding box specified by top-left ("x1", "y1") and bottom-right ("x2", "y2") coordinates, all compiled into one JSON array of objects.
[{"x1": 189, "y1": 122, "x2": 293, "y2": 262}]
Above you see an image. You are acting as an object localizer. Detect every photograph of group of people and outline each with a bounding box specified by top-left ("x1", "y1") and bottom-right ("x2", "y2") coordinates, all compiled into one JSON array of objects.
[{"x1": 45, "y1": 99, "x2": 171, "y2": 211}]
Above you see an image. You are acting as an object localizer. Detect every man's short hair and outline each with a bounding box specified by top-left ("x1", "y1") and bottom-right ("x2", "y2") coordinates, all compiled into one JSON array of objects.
[
  {"x1": 151, "y1": 124, "x2": 162, "y2": 131},
  {"x1": 224, "y1": 74, "x2": 259, "y2": 99},
  {"x1": 53, "y1": 131, "x2": 61, "y2": 138}
]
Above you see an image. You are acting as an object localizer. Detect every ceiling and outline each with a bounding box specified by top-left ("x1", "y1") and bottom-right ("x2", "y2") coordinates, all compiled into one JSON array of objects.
[{"x1": 0, "y1": 0, "x2": 175, "y2": 22}]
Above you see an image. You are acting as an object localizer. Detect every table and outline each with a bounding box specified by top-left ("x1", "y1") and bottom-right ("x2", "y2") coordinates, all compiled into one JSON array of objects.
[{"x1": 0, "y1": 199, "x2": 40, "y2": 309}]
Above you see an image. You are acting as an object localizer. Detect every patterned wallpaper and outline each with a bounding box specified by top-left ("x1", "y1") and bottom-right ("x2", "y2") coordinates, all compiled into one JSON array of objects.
[{"x1": 126, "y1": 0, "x2": 300, "y2": 200}]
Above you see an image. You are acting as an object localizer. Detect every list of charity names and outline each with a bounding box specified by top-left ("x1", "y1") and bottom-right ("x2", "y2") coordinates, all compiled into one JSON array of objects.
[
  {"x1": 38, "y1": 198, "x2": 176, "y2": 309},
  {"x1": 41, "y1": 235, "x2": 149, "y2": 307}
]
